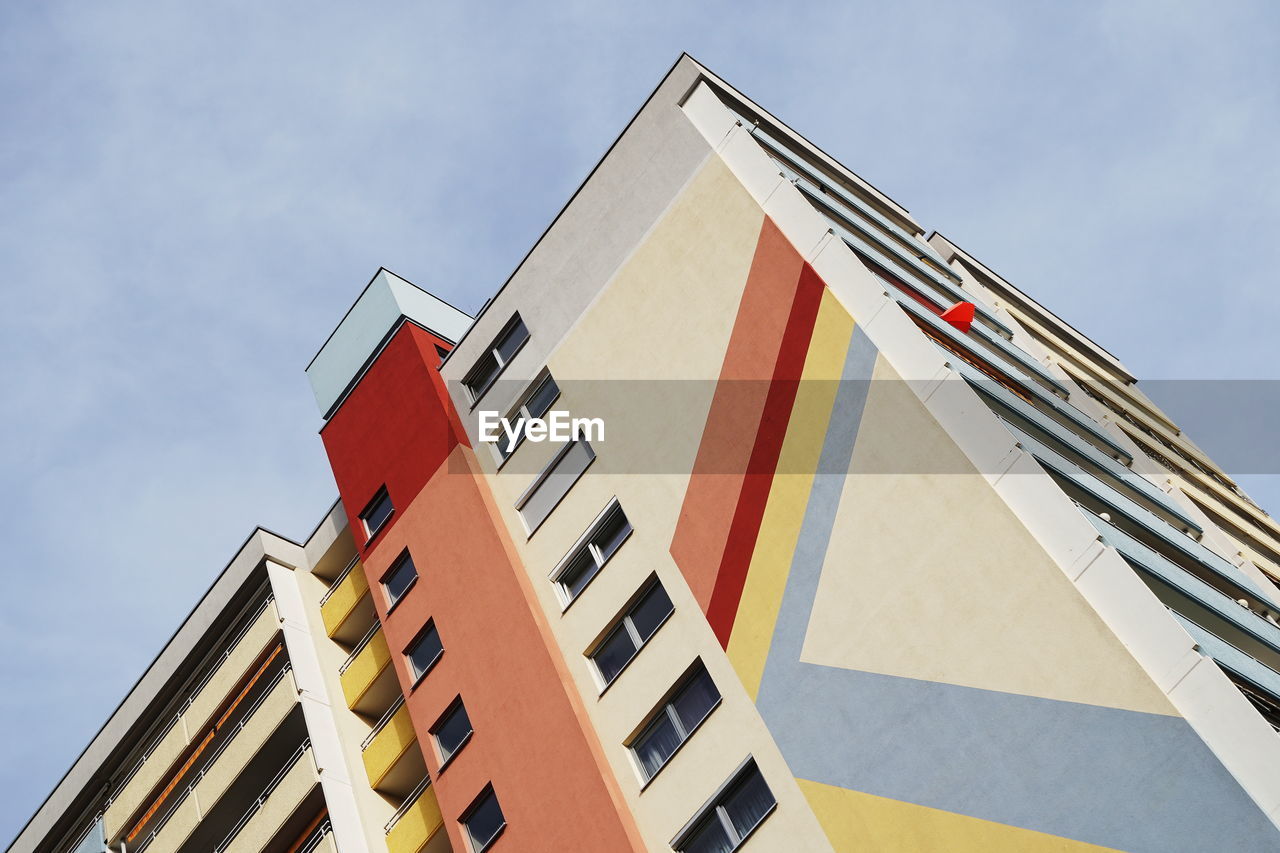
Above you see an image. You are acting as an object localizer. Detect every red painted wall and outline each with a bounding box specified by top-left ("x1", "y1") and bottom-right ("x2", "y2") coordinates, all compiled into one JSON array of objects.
[{"x1": 320, "y1": 323, "x2": 465, "y2": 556}]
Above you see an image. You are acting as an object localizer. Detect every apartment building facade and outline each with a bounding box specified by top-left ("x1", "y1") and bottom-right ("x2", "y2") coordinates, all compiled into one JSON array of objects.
[{"x1": 11, "y1": 54, "x2": 1280, "y2": 853}]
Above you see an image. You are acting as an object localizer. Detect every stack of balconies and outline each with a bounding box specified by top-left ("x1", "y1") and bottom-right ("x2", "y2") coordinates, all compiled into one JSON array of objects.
[{"x1": 319, "y1": 559, "x2": 448, "y2": 853}]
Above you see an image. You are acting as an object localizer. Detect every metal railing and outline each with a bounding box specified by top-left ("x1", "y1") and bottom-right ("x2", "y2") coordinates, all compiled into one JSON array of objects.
[
  {"x1": 385, "y1": 775, "x2": 433, "y2": 834},
  {"x1": 318, "y1": 556, "x2": 361, "y2": 607},
  {"x1": 131, "y1": 664, "x2": 296, "y2": 853},
  {"x1": 361, "y1": 695, "x2": 406, "y2": 750},
  {"x1": 339, "y1": 622, "x2": 382, "y2": 674},
  {"x1": 213, "y1": 740, "x2": 313, "y2": 853},
  {"x1": 107, "y1": 594, "x2": 277, "y2": 805},
  {"x1": 296, "y1": 819, "x2": 334, "y2": 853}
]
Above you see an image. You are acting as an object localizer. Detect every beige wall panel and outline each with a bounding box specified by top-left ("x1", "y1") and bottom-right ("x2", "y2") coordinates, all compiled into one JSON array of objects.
[
  {"x1": 185, "y1": 601, "x2": 280, "y2": 734},
  {"x1": 803, "y1": 355, "x2": 1176, "y2": 715}
]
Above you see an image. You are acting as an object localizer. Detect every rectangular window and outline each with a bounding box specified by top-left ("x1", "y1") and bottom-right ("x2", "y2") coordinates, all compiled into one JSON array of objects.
[
  {"x1": 406, "y1": 622, "x2": 443, "y2": 683},
  {"x1": 515, "y1": 439, "x2": 596, "y2": 534},
  {"x1": 382, "y1": 550, "x2": 418, "y2": 609},
  {"x1": 461, "y1": 786, "x2": 505, "y2": 853},
  {"x1": 674, "y1": 761, "x2": 776, "y2": 853},
  {"x1": 551, "y1": 500, "x2": 633, "y2": 605},
  {"x1": 464, "y1": 314, "x2": 530, "y2": 403},
  {"x1": 630, "y1": 663, "x2": 720, "y2": 781},
  {"x1": 431, "y1": 698, "x2": 473, "y2": 764},
  {"x1": 494, "y1": 372, "x2": 561, "y2": 460},
  {"x1": 590, "y1": 578, "x2": 674, "y2": 685},
  {"x1": 359, "y1": 487, "x2": 394, "y2": 539}
]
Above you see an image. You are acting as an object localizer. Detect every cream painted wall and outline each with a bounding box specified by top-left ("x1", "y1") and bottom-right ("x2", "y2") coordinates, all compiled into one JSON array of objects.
[
  {"x1": 803, "y1": 355, "x2": 1176, "y2": 714},
  {"x1": 475, "y1": 154, "x2": 834, "y2": 851}
]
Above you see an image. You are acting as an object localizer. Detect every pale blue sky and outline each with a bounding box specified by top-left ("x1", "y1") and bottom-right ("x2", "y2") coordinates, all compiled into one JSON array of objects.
[{"x1": 3, "y1": 0, "x2": 1279, "y2": 841}]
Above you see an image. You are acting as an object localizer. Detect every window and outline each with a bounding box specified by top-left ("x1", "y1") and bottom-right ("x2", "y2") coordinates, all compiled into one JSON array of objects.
[
  {"x1": 431, "y1": 698, "x2": 473, "y2": 764},
  {"x1": 630, "y1": 663, "x2": 720, "y2": 781},
  {"x1": 494, "y1": 372, "x2": 561, "y2": 460},
  {"x1": 591, "y1": 579, "x2": 673, "y2": 685},
  {"x1": 406, "y1": 622, "x2": 443, "y2": 683},
  {"x1": 464, "y1": 314, "x2": 530, "y2": 403},
  {"x1": 515, "y1": 440, "x2": 596, "y2": 534},
  {"x1": 382, "y1": 550, "x2": 417, "y2": 609},
  {"x1": 359, "y1": 488, "x2": 394, "y2": 539},
  {"x1": 552, "y1": 500, "x2": 633, "y2": 605},
  {"x1": 461, "y1": 786, "x2": 505, "y2": 852},
  {"x1": 674, "y1": 761, "x2": 776, "y2": 853},
  {"x1": 435, "y1": 344, "x2": 450, "y2": 366}
]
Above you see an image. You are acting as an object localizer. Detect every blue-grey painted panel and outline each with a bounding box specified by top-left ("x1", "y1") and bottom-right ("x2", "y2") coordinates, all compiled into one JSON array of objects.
[{"x1": 305, "y1": 270, "x2": 473, "y2": 418}]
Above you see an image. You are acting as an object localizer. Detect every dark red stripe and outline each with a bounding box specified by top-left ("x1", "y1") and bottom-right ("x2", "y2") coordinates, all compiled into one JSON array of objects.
[{"x1": 705, "y1": 264, "x2": 826, "y2": 647}]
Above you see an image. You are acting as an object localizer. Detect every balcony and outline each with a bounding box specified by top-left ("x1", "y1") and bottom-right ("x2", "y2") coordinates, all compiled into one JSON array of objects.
[
  {"x1": 218, "y1": 743, "x2": 321, "y2": 853},
  {"x1": 339, "y1": 624, "x2": 398, "y2": 715},
  {"x1": 362, "y1": 698, "x2": 425, "y2": 794},
  {"x1": 320, "y1": 558, "x2": 374, "y2": 643},
  {"x1": 138, "y1": 668, "x2": 299, "y2": 853},
  {"x1": 385, "y1": 779, "x2": 447, "y2": 853},
  {"x1": 104, "y1": 599, "x2": 280, "y2": 840}
]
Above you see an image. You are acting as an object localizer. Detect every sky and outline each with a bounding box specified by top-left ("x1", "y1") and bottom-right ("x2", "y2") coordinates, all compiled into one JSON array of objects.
[{"x1": 2, "y1": 0, "x2": 1279, "y2": 842}]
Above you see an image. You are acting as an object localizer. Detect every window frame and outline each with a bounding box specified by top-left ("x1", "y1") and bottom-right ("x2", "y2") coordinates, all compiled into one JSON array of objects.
[
  {"x1": 380, "y1": 549, "x2": 418, "y2": 613},
  {"x1": 670, "y1": 758, "x2": 777, "y2": 853},
  {"x1": 514, "y1": 438, "x2": 597, "y2": 536},
  {"x1": 405, "y1": 621, "x2": 444, "y2": 687},
  {"x1": 491, "y1": 370, "x2": 562, "y2": 465},
  {"x1": 463, "y1": 314, "x2": 530, "y2": 405},
  {"x1": 549, "y1": 498, "x2": 633, "y2": 608},
  {"x1": 627, "y1": 661, "x2": 722, "y2": 785},
  {"x1": 358, "y1": 487, "x2": 394, "y2": 540},
  {"x1": 587, "y1": 576, "x2": 675, "y2": 691},
  {"x1": 459, "y1": 785, "x2": 506, "y2": 853},
  {"x1": 429, "y1": 697, "x2": 474, "y2": 770}
]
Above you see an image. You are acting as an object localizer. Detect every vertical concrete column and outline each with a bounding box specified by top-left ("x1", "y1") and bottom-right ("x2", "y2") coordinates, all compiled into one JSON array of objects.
[{"x1": 266, "y1": 559, "x2": 371, "y2": 853}]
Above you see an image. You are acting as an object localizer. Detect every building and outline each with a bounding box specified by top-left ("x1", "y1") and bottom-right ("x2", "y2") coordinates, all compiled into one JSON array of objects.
[{"x1": 11, "y1": 53, "x2": 1280, "y2": 853}]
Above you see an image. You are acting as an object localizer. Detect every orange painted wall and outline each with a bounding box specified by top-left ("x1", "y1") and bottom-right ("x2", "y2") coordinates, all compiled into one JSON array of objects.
[
  {"x1": 362, "y1": 447, "x2": 641, "y2": 852},
  {"x1": 321, "y1": 322, "x2": 640, "y2": 852}
]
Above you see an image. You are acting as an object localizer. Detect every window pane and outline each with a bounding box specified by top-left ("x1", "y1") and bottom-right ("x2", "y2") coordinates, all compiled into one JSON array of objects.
[
  {"x1": 633, "y1": 712, "x2": 681, "y2": 779},
  {"x1": 629, "y1": 583, "x2": 674, "y2": 642},
  {"x1": 496, "y1": 416, "x2": 523, "y2": 458},
  {"x1": 465, "y1": 353, "x2": 501, "y2": 397},
  {"x1": 723, "y1": 767, "x2": 776, "y2": 839},
  {"x1": 361, "y1": 491, "x2": 393, "y2": 535},
  {"x1": 383, "y1": 553, "x2": 417, "y2": 606},
  {"x1": 464, "y1": 790, "x2": 505, "y2": 851},
  {"x1": 592, "y1": 623, "x2": 639, "y2": 684},
  {"x1": 433, "y1": 702, "x2": 473, "y2": 761},
  {"x1": 591, "y1": 507, "x2": 632, "y2": 563},
  {"x1": 494, "y1": 318, "x2": 529, "y2": 363},
  {"x1": 672, "y1": 669, "x2": 720, "y2": 733},
  {"x1": 518, "y1": 440, "x2": 595, "y2": 533},
  {"x1": 558, "y1": 549, "x2": 600, "y2": 601},
  {"x1": 524, "y1": 375, "x2": 560, "y2": 418},
  {"x1": 407, "y1": 625, "x2": 443, "y2": 680},
  {"x1": 679, "y1": 817, "x2": 734, "y2": 853}
]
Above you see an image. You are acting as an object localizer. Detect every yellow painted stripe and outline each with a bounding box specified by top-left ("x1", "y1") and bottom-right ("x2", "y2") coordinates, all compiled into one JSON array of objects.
[
  {"x1": 798, "y1": 779, "x2": 1121, "y2": 853},
  {"x1": 727, "y1": 288, "x2": 853, "y2": 699}
]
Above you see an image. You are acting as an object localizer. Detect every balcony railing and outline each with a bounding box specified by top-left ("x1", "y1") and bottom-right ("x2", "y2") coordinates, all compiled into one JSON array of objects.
[
  {"x1": 319, "y1": 556, "x2": 360, "y2": 607},
  {"x1": 131, "y1": 665, "x2": 297, "y2": 853},
  {"x1": 105, "y1": 596, "x2": 279, "y2": 839},
  {"x1": 339, "y1": 622, "x2": 381, "y2": 675},
  {"x1": 385, "y1": 776, "x2": 433, "y2": 834},
  {"x1": 214, "y1": 740, "x2": 315, "y2": 853},
  {"x1": 362, "y1": 695, "x2": 406, "y2": 750}
]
